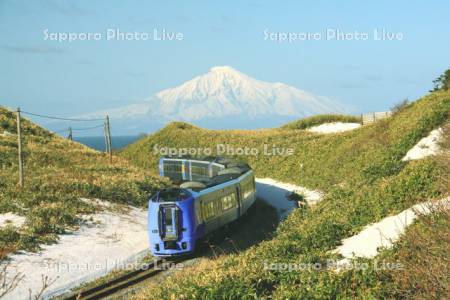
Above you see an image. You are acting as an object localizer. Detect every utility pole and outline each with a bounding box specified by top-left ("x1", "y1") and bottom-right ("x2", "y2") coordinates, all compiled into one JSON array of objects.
[
  {"x1": 105, "y1": 115, "x2": 112, "y2": 163},
  {"x1": 103, "y1": 121, "x2": 109, "y2": 155},
  {"x1": 68, "y1": 127, "x2": 73, "y2": 140},
  {"x1": 16, "y1": 107, "x2": 24, "y2": 188}
]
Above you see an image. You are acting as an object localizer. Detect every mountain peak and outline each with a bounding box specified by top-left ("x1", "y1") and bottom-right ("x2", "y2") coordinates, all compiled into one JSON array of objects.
[
  {"x1": 209, "y1": 66, "x2": 238, "y2": 73},
  {"x1": 81, "y1": 67, "x2": 346, "y2": 132}
]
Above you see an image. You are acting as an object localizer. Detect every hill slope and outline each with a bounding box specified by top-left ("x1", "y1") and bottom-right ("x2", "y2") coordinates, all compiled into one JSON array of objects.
[
  {"x1": 120, "y1": 90, "x2": 450, "y2": 299},
  {"x1": 121, "y1": 91, "x2": 449, "y2": 191},
  {"x1": 0, "y1": 107, "x2": 167, "y2": 258}
]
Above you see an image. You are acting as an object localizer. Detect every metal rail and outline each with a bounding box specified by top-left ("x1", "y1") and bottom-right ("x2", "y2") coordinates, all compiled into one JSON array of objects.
[{"x1": 61, "y1": 257, "x2": 180, "y2": 300}]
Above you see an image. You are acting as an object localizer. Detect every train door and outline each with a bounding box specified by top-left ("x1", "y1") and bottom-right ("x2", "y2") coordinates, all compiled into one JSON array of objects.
[{"x1": 203, "y1": 197, "x2": 220, "y2": 234}]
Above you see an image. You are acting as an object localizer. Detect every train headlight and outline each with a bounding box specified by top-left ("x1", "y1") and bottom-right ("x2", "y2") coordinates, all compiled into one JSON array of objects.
[{"x1": 181, "y1": 242, "x2": 187, "y2": 249}]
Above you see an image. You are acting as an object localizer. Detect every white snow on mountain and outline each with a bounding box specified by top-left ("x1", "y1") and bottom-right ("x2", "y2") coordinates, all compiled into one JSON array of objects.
[{"x1": 80, "y1": 66, "x2": 346, "y2": 131}]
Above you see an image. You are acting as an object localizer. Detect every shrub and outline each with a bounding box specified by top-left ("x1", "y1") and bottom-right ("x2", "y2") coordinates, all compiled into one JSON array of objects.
[
  {"x1": 282, "y1": 114, "x2": 361, "y2": 130},
  {"x1": 390, "y1": 98, "x2": 410, "y2": 114}
]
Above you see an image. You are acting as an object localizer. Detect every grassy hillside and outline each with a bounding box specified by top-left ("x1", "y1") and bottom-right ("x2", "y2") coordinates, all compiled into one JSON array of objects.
[
  {"x1": 281, "y1": 114, "x2": 361, "y2": 130},
  {"x1": 121, "y1": 91, "x2": 449, "y2": 192},
  {"x1": 0, "y1": 107, "x2": 168, "y2": 258},
  {"x1": 120, "y1": 90, "x2": 450, "y2": 299}
]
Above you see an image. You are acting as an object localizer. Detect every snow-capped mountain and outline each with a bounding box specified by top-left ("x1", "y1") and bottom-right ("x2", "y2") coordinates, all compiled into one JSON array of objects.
[{"x1": 82, "y1": 66, "x2": 346, "y2": 133}]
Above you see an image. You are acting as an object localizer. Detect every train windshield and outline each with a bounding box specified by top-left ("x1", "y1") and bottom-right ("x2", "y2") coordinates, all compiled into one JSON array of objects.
[
  {"x1": 158, "y1": 205, "x2": 179, "y2": 241},
  {"x1": 164, "y1": 209, "x2": 174, "y2": 234},
  {"x1": 151, "y1": 189, "x2": 191, "y2": 202}
]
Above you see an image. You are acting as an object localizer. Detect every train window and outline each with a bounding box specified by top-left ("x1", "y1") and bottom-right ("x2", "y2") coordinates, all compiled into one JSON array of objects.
[
  {"x1": 164, "y1": 210, "x2": 174, "y2": 233},
  {"x1": 158, "y1": 190, "x2": 179, "y2": 202},
  {"x1": 211, "y1": 165, "x2": 223, "y2": 177},
  {"x1": 164, "y1": 162, "x2": 182, "y2": 173},
  {"x1": 195, "y1": 201, "x2": 202, "y2": 224},
  {"x1": 202, "y1": 201, "x2": 215, "y2": 220},
  {"x1": 155, "y1": 189, "x2": 191, "y2": 202},
  {"x1": 221, "y1": 193, "x2": 237, "y2": 211},
  {"x1": 242, "y1": 180, "x2": 254, "y2": 199},
  {"x1": 191, "y1": 165, "x2": 209, "y2": 177}
]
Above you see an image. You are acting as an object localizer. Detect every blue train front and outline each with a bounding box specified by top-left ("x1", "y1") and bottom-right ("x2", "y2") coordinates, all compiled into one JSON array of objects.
[
  {"x1": 148, "y1": 157, "x2": 256, "y2": 256},
  {"x1": 148, "y1": 188, "x2": 198, "y2": 255}
]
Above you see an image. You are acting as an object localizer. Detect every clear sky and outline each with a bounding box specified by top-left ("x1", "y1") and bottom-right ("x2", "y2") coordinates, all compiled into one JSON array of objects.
[{"x1": 1, "y1": 1, "x2": 449, "y2": 119}]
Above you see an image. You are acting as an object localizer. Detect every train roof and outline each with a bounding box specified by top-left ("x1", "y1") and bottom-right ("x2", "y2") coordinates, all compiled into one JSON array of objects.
[{"x1": 161, "y1": 156, "x2": 250, "y2": 169}]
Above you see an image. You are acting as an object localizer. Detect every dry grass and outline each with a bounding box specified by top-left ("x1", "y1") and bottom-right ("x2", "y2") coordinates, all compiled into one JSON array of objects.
[
  {"x1": 0, "y1": 107, "x2": 168, "y2": 258},
  {"x1": 123, "y1": 91, "x2": 450, "y2": 299},
  {"x1": 379, "y1": 206, "x2": 450, "y2": 299}
]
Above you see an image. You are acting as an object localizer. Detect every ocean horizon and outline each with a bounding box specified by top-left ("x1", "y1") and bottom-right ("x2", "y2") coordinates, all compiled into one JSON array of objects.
[{"x1": 73, "y1": 135, "x2": 142, "y2": 151}]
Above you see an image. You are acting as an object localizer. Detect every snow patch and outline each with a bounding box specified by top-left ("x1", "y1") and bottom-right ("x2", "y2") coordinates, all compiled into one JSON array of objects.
[
  {"x1": 333, "y1": 197, "x2": 450, "y2": 268},
  {"x1": 307, "y1": 122, "x2": 361, "y2": 134},
  {"x1": 0, "y1": 212, "x2": 26, "y2": 228},
  {"x1": 0, "y1": 180, "x2": 318, "y2": 299},
  {"x1": 3, "y1": 205, "x2": 149, "y2": 300},
  {"x1": 402, "y1": 128, "x2": 443, "y2": 161},
  {"x1": 256, "y1": 178, "x2": 323, "y2": 219},
  {"x1": 79, "y1": 197, "x2": 114, "y2": 208},
  {"x1": 0, "y1": 130, "x2": 13, "y2": 137}
]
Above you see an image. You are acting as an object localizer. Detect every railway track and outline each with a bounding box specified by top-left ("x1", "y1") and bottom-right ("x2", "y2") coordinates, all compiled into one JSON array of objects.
[{"x1": 61, "y1": 257, "x2": 182, "y2": 300}]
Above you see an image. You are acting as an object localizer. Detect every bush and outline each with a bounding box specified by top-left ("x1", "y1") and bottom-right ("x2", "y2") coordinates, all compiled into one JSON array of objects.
[
  {"x1": 431, "y1": 68, "x2": 450, "y2": 91},
  {"x1": 391, "y1": 98, "x2": 410, "y2": 114},
  {"x1": 281, "y1": 114, "x2": 361, "y2": 130}
]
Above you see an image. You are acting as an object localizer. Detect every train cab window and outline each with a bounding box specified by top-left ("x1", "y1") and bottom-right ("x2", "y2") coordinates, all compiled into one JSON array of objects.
[
  {"x1": 152, "y1": 189, "x2": 191, "y2": 202},
  {"x1": 164, "y1": 209, "x2": 174, "y2": 234}
]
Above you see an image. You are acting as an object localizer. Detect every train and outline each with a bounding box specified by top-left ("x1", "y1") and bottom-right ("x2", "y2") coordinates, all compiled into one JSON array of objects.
[{"x1": 148, "y1": 157, "x2": 256, "y2": 256}]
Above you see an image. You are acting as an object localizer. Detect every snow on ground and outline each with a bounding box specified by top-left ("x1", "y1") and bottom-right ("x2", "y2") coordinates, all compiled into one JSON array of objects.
[
  {"x1": 256, "y1": 178, "x2": 323, "y2": 219},
  {"x1": 307, "y1": 122, "x2": 361, "y2": 134},
  {"x1": 3, "y1": 204, "x2": 149, "y2": 300},
  {"x1": 402, "y1": 128, "x2": 443, "y2": 161},
  {"x1": 0, "y1": 131, "x2": 13, "y2": 137},
  {"x1": 1, "y1": 179, "x2": 320, "y2": 299},
  {"x1": 80, "y1": 197, "x2": 114, "y2": 208},
  {"x1": 0, "y1": 213, "x2": 26, "y2": 228},
  {"x1": 333, "y1": 197, "x2": 450, "y2": 268}
]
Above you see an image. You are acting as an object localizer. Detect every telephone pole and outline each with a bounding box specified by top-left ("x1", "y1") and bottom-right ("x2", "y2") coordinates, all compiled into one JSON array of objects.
[
  {"x1": 105, "y1": 115, "x2": 112, "y2": 163},
  {"x1": 16, "y1": 107, "x2": 24, "y2": 188},
  {"x1": 103, "y1": 121, "x2": 109, "y2": 154}
]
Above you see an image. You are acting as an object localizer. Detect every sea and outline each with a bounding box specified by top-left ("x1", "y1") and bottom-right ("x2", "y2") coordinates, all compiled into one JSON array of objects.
[{"x1": 73, "y1": 135, "x2": 142, "y2": 151}]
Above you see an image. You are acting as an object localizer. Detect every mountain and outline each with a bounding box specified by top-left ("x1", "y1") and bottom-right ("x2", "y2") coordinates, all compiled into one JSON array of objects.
[{"x1": 82, "y1": 66, "x2": 346, "y2": 134}]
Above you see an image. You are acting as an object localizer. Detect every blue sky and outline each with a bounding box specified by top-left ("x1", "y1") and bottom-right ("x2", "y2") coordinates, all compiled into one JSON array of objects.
[{"x1": 1, "y1": 1, "x2": 449, "y2": 122}]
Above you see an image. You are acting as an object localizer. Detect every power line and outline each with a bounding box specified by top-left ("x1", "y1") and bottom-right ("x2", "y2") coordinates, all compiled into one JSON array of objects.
[
  {"x1": 72, "y1": 124, "x2": 104, "y2": 131},
  {"x1": 53, "y1": 128, "x2": 70, "y2": 134},
  {"x1": 52, "y1": 124, "x2": 104, "y2": 134},
  {"x1": 21, "y1": 110, "x2": 104, "y2": 122}
]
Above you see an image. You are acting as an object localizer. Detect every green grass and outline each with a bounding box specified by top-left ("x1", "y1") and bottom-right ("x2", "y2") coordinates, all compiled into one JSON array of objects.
[
  {"x1": 0, "y1": 106, "x2": 168, "y2": 258},
  {"x1": 119, "y1": 90, "x2": 450, "y2": 299},
  {"x1": 121, "y1": 91, "x2": 450, "y2": 192}
]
